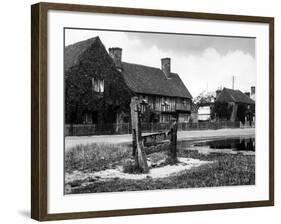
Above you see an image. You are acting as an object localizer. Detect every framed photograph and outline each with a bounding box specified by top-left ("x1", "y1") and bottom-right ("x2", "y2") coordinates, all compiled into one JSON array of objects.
[{"x1": 31, "y1": 2, "x2": 274, "y2": 221}]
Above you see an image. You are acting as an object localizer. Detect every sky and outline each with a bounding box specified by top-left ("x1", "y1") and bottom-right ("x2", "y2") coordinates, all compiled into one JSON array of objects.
[{"x1": 65, "y1": 28, "x2": 256, "y2": 97}]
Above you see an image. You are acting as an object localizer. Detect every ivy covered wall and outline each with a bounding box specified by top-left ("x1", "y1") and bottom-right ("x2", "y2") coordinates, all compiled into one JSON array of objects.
[{"x1": 64, "y1": 37, "x2": 133, "y2": 124}]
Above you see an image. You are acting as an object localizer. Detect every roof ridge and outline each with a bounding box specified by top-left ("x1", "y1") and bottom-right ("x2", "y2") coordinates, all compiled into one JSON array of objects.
[
  {"x1": 122, "y1": 61, "x2": 179, "y2": 76},
  {"x1": 218, "y1": 87, "x2": 255, "y2": 104},
  {"x1": 65, "y1": 36, "x2": 99, "y2": 48},
  {"x1": 122, "y1": 61, "x2": 162, "y2": 71}
]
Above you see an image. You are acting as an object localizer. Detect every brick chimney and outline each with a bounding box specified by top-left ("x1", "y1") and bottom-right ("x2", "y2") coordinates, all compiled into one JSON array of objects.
[
  {"x1": 251, "y1": 86, "x2": 255, "y2": 96},
  {"x1": 161, "y1": 58, "x2": 171, "y2": 79},
  {"x1": 216, "y1": 89, "x2": 222, "y2": 99},
  {"x1": 109, "y1": 47, "x2": 122, "y2": 70}
]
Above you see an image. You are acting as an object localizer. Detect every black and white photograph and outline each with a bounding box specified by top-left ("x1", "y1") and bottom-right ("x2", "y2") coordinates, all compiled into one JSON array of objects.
[{"x1": 64, "y1": 28, "x2": 256, "y2": 194}]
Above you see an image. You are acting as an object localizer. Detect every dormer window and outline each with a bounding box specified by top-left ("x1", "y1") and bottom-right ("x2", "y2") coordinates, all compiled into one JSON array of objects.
[{"x1": 92, "y1": 78, "x2": 104, "y2": 93}]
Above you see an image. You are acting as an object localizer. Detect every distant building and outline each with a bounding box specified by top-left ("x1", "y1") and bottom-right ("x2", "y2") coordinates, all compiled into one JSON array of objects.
[
  {"x1": 215, "y1": 87, "x2": 255, "y2": 124},
  {"x1": 64, "y1": 36, "x2": 192, "y2": 126},
  {"x1": 197, "y1": 106, "x2": 211, "y2": 121},
  {"x1": 193, "y1": 91, "x2": 216, "y2": 122}
]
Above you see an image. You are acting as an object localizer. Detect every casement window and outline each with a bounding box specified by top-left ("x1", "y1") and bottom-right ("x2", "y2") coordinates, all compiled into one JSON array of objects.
[
  {"x1": 182, "y1": 98, "x2": 186, "y2": 105},
  {"x1": 83, "y1": 112, "x2": 93, "y2": 124},
  {"x1": 161, "y1": 97, "x2": 171, "y2": 111},
  {"x1": 139, "y1": 95, "x2": 149, "y2": 113},
  {"x1": 92, "y1": 78, "x2": 104, "y2": 93},
  {"x1": 165, "y1": 98, "x2": 170, "y2": 111},
  {"x1": 160, "y1": 114, "x2": 171, "y2": 123},
  {"x1": 161, "y1": 97, "x2": 166, "y2": 111}
]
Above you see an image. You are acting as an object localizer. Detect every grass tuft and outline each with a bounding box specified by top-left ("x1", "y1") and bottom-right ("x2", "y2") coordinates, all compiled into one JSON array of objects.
[{"x1": 122, "y1": 159, "x2": 144, "y2": 174}]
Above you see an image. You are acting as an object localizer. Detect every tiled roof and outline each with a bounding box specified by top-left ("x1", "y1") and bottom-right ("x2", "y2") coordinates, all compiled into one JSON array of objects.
[
  {"x1": 64, "y1": 36, "x2": 192, "y2": 99},
  {"x1": 122, "y1": 62, "x2": 192, "y2": 99},
  {"x1": 216, "y1": 88, "x2": 255, "y2": 104},
  {"x1": 65, "y1": 37, "x2": 99, "y2": 71}
]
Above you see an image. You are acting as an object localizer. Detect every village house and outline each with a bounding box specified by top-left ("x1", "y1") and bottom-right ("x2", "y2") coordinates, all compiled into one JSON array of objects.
[
  {"x1": 215, "y1": 87, "x2": 255, "y2": 124},
  {"x1": 112, "y1": 50, "x2": 192, "y2": 124},
  {"x1": 64, "y1": 37, "x2": 132, "y2": 128},
  {"x1": 64, "y1": 36, "x2": 192, "y2": 129}
]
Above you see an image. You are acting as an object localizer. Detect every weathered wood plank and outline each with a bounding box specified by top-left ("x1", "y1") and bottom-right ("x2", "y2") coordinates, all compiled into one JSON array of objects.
[
  {"x1": 130, "y1": 97, "x2": 149, "y2": 173},
  {"x1": 169, "y1": 120, "x2": 178, "y2": 162}
]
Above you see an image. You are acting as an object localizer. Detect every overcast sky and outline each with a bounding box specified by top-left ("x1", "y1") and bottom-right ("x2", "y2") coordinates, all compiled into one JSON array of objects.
[{"x1": 65, "y1": 28, "x2": 256, "y2": 97}]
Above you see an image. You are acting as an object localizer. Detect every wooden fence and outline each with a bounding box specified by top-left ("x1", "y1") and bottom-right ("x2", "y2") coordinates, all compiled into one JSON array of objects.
[{"x1": 65, "y1": 121, "x2": 242, "y2": 136}]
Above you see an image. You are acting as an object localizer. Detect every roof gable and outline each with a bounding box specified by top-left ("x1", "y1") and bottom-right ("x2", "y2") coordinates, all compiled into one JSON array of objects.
[
  {"x1": 65, "y1": 37, "x2": 99, "y2": 71},
  {"x1": 121, "y1": 62, "x2": 192, "y2": 99},
  {"x1": 216, "y1": 88, "x2": 255, "y2": 104}
]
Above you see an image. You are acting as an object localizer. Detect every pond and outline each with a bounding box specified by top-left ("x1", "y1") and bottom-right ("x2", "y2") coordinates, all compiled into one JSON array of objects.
[{"x1": 177, "y1": 136, "x2": 255, "y2": 155}]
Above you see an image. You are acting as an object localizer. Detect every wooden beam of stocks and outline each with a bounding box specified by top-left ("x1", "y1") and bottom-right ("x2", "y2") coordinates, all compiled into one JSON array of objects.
[
  {"x1": 142, "y1": 121, "x2": 178, "y2": 161},
  {"x1": 169, "y1": 119, "x2": 178, "y2": 162},
  {"x1": 130, "y1": 97, "x2": 149, "y2": 173}
]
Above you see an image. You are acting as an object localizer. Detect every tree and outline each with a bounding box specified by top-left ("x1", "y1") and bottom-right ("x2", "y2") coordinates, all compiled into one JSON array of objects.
[
  {"x1": 237, "y1": 104, "x2": 247, "y2": 124},
  {"x1": 214, "y1": 102, "x2": 233, "y2": 120}
]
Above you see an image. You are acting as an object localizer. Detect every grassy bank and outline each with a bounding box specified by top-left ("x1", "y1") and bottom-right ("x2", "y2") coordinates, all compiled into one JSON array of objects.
[
  {"x1": 65, "y1": 143, "x2": 131, "y2": 172},
  {"x1": 66, "y1": 142, "x2": 255, "y2": 194}
]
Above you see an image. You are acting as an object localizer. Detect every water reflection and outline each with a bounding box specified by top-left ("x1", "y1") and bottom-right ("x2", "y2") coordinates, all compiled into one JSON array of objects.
[
  {"x1": 195, "y1": 138, "x2": 255, "y2": 151},
  {"x1": 178, "y1": 137, "x2": 255, "y2": 155}
]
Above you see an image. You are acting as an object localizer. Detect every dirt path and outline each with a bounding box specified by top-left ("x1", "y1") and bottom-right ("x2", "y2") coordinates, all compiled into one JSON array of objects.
[
  {"x1": 65, "y1": 158, "x2": 212, "y2": 184},
  {"x1": 65, "y1": 128, "x2": 255, "y2": 150}
]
